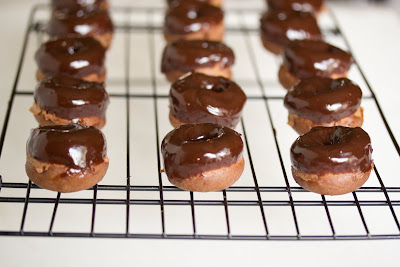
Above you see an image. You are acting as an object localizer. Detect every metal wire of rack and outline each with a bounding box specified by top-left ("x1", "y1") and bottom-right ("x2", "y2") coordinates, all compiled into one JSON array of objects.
[{"x1": 0, "y1": 4, "x2": 399, "y2": 241}]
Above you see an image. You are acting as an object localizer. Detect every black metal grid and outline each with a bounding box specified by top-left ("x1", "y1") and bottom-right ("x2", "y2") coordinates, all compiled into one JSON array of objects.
[{"x1": 0, "y1": 4, "x2": 399, "y2": 241}]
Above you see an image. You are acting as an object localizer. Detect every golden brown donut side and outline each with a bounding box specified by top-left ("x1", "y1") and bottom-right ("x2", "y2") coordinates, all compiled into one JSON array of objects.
[
  {"x1": 36, "y1": 69, "x2": 106, "y2": 83},
  {"x1": 30, "y1": 102, "x2": 106, "y2": 129},
  {"x1": 26, "y1": 155, "x2": 109, "y2": 193},
  {"x1": 95, "y1": 32, "x2": 113, "y2": 49},
  {"x1": 278, "y1": 64, "x2": 350, "y2": 90},
  {"x1": 288, "y1": 107, "x2": 364, "y2": 135},
  {"x1": 291, "y1": 165, "x2": 372, "y2": 196},
  {"x1": 168, "y1": 157, "x2": 244, "y2": 192},
  {"x1": 164, "y1": 23, "x2": 225, "y2": 42},
  {"x1": 169, "y1": 109, "x2": 240, "y2": 130},
  {"x1": 261, "y1": 38, "x2": 285, "y2": 55},
  {"x1": 165, "y1": 64, "x2": 232, "y2": 83}
]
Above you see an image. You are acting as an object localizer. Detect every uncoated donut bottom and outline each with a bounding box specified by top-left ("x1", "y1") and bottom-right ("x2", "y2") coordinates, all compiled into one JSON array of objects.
[
  {"x1": 167, "y1": 156, "x2": 245, "y2": 192},
  {"x1": 169, "y1": 110, "x2": 239, "y2": 130},
  {"x1": 164, "y1": 64, "x2": 232, "y2": 83},
  {"x1": 164, "y1": 22, "x2": 225, "y2": 42},
  {"x1": 93, "y1": 32, "x2": 113, "y2": 49},
  {"x1": 261, "y1": 37, "x2": 285, "y2": 55},
  {"x1": 287, "y1": 107, "x2": 364, "y2": 135},
  {"x1": 36, "y1": 69, "x2": 106, "y2": 83},
  {"x1": 291, "y1": 165, "x2": 373, "y2": 195},
  {"x1": 25, "y1": 155, "x2": 109, "y2": 193},
  {"x1": 30, "y1": 102, "x2": 106, "y2": 129},
  {"x1": 278, "y1": 64, "x2": 349, "y2": 90}
]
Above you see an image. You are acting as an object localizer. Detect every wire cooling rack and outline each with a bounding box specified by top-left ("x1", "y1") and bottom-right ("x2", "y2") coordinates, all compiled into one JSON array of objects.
[{"x1": 0, "y1": 4, "x2": 399, "y2": 241}]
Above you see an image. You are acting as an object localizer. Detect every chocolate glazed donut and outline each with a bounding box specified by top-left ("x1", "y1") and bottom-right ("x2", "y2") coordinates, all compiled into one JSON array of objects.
[
  {"x1": 278, "y1": 40, "x2": 354, "y2": 89},
  {"x1": 290, "y1": 126, "x2": 373, "y2": 195},
  {"x1": 161, "y1": 123, "x2": 245, "y2": 192},
  {"x1": 30, "y1": 76, "x2": 109, "y2": 129},
  {"x1": 169, "y1": 72, "x2": 247, "y2": 128},
  {"x1": 35, "y1": 36, "x2": 106, "y2": 83},
  {"x1": 47, "y1": 9, "x2": 114, "y2": 49},
  {"x1": 161, "y1": 39, "x2": 234, "y2": 82},
  {"x1": 51, "y1": 0, "x2": 109, "y2": 12},
  {"x1": 266, "y1": 0, "x2": 325, "y2": 16},
  {"x1": 164, "y1": 0, "x2": 224, "y2": 42},
  {"x1": 284, "y1": 77, "x2": 363, "y2": 134},
  {"x1": 260, "y1": 9, "x2": 322, "y2": 55},
  {"x1": 26, "y1": 123, "x2": 109, "y2": 193}
]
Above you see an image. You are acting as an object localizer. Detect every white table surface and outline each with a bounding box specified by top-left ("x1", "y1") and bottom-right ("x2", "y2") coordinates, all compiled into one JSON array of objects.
[{"x1": 0, "y1": 0, "x2": 400, "y2": 266}]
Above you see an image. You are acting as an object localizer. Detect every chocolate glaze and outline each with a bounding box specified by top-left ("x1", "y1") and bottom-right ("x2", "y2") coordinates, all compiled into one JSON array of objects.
[
  {"x1": 291, "y1": 126, "x2": 373, "y2": 174},
  {"x1": 34, "y1": 76, "x2": 109, "y2": 119},
  {"x1": 284, "y1": 77, "x2": 362, "y2": 123},
  {"x1": 51, "y1": 0, "x2": 107, "y2": 12},
  {"x1": 161, "y1": 39, "x2": 234, "y2": 73},
  {"x1": 283, "y1": 40, "x2": 353, "y2": 79},
  {"x1": 27, "y1": 123, "x2": 107, "y2": 172},
  {"x1": 164, "y1": 0, "x2": 223, "y2": 35},
  {"x1": 47, "y1": 9, "x2": 114, "y2": 38},
  {"x1": 260, "y1": 10, "x2": 322, "y2": 46},
  {"x1": 170, "y1": 72, "x2": 246, "y2": 128},
  {"x1": 35, "y1": 36, "x2": 105, "y2": 78},
  {"x1": 167, "y1": 0, "x2": 214, "y2": 7},
  {"x1": 267, "y1": 0, "x2": 324, "y2": 14},
  {"x1": 161, "y1": 123, "x2": 243, "y2": 179}
]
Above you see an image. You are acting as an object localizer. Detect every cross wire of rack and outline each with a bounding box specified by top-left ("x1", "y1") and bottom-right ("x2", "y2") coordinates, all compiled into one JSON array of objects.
[{"x1": 0, "y1": 4, "x2": 399, "y2": 241}]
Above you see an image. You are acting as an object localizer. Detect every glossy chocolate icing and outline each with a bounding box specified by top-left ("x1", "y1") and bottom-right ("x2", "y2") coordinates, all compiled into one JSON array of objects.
[
  {"x1": 161, "y1": 123, "x2": 243, "y2": 179},
  {"x1": 283, "y1": 40, "x2": 353, "y2": 79},
  {"x1": 35, "y1": 36, "x2": 105, "y2": 78},
  {"x1": 267, "y1": 0, "x2": 324, "y2": 14},
  {"x1": 260, "y1": 10, "x2": 322, "y2": 46},
  {"x1": 34, "y1": 76, "x2": 109, "y2": 119},
  {"x1": 161, "y1": 39, "x2": 234, "y2": 73},
  {"x1": 51, "y1": 0, "x2": 107, "y2": 12},
  {"x1": 47, "y1": 9, "x2": 114, "y2": 38},
  {"x1": 170, "y1": 72, "x2": 246, "y2": 128},
  {"x1": 164, "y1": 0, "x2": 223, "y2": 35},
  {"x1": 284, "y1": 77, "x2": 362, "y2": 123},
  {"x1": 291, "y1": 126, "x2": 373, "y2": 174},
  {"x1": 27, "y1": 123, "x2": 107, "y2": 171},
  {"x1": 167, "y1": 0, "x2": 214, "y2": 7}
]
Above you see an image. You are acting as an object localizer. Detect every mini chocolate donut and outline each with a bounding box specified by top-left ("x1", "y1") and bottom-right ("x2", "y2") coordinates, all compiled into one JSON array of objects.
[
  {"x1": 161, "y1": 39, "x2": 234, "y2": 82},
  {"x1": 267, "y1": 0, "x2": 325, "y2": 16},
  {"x1": 284, "y1": 77, "x2": 363, "y2": 134},
  {"x1": 260, "y1": 9, "x2": 322, "y2": 55},
  {"x1": 35, "y1": 36, "x2": 106, "y2": 83},
  {"x1": 164, "y1": 0, "x2": 224, "y2": 42},
  {"x1": 169, "y1": 72, "x2": 246, "y2": 128},
  {"x1": 26, "y1": 123, "x2": 109, "y2": 193},
  {"x1": 290, "y1": 126, "x2": 373, "y2": 195},
  {"x1": 167, "y1": 0, "x2": 223, "y2": 8},
  {"x1": 47, "y1": 9, "x2": 114, "y2": 49},
  {"x1": 51, "y1": 0, "x2": 109, "y2": 12},
  {"x1": 161, "y1": 123, "x2": 244, "y2": 192},
  {"x1": 30, "y1": 76, "x2": 109, "y2": 129},
  {"x1": 278, "y1": 40, "x2": 354, "y2": 89}
]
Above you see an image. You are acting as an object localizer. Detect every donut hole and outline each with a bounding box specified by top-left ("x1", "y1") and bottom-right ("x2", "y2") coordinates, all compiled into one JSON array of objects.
[
  {"x1": 191, "y1": 74, "x2": 230, "y2": 92},
  {"x1": 60, "y1": 40, "x2": 85, "y2": 55},
  {"x1": 211, "y1": 78, "x2": 231, "y2": 92},
  {"x1": 312, "y1": 127, "x2": 350, "y2": 147},
  {"x1": 183, "y1": 125, "x2": 224, "y2": 143},
  {"x1": 203, "y1": 79, "x2": 230, "y2": 93}
]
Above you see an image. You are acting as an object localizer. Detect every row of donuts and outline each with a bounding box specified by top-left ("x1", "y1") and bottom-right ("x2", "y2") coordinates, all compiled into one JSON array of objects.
[
  {"x1": 260, "y1": 0, "x2": 373, "y2": 195},
  {"x1": 159, "y1": 0, "x2": 248, "y2": 192},
  {"x1": 25, "y1": 0, "x2": 114, "y2": 193}
]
